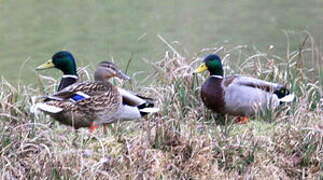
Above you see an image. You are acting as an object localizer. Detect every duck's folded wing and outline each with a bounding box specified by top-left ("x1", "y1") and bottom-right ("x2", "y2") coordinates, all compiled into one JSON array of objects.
[
  {"x1": 117, "y1": 87, "x2": 154, "y2": 106},
  {"x1": 49, "y1": 81, "x2": 112, "y2": 100},
  {"x1": 73, "y1": 93, "x2": 120, "y2": 113},
  {"x1": 231, "y1": 76, "x2": 284, "y2": 92}
]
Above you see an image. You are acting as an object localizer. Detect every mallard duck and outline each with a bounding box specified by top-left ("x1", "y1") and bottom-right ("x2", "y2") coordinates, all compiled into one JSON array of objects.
[
  {"x1": 35, "y1": 60, "x2": 158, "y2": 130},
  {"x1": 36, "y1": 51, "x2": 153, "y2": 109},
  {"x1": 36, "y1": 51, "x2": 79, "y2": 91},
  {"x1": 195, "y1": 54, "x2": 294, "y2": 123}
]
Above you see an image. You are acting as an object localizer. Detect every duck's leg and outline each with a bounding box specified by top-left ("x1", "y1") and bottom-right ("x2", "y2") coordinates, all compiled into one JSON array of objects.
[
  {"x1": 89, "y1": 122, "x2": 99, "y2": 133},
  {"x1": 103, "y1": 124, "x2": 110, "y2": 134},
  {"x1": 72, "y1": 128, "x2": 80, "y2": 147},
  {"x1": 235, "y1": 116, "x2": 249, "y2": 124}
]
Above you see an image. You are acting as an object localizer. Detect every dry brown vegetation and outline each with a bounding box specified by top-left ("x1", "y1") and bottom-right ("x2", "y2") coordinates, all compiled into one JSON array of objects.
[{"x1": 0, "y1": 36, "x2": 322, "y2": 179}]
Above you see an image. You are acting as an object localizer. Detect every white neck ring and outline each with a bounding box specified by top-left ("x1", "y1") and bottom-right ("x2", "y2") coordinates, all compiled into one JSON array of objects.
[
  {"x1": 62, "y1": 75, "x2": 78, "y2": 79},
  {"x1": 210, "y1": 75, "x2": 223, "y2": 79}
]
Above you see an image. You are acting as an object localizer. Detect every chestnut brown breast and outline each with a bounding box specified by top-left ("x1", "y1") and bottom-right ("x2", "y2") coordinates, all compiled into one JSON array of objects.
[{"x1": 200, "y1": 77, "x2": 225, "y2": 114}]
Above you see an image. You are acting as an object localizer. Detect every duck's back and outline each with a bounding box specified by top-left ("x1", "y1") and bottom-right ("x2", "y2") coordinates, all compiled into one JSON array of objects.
[
  {"x1": 223, "y1": 75, "x2": 281, "y2": 116},
  {"x1": 224, "y1": 82, "x2": 279, "y2": 116}
]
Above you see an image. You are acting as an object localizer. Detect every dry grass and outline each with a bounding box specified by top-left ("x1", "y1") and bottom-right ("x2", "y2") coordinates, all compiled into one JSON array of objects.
[{"x1": 0, "y1": 36, "x2": 322, "y2": 179}]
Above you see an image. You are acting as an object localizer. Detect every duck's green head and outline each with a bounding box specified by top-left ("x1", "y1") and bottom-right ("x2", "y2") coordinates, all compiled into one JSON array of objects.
[
  {"x1": 195, "y1": 54, "x2": 223, "y2": 76},
  {"x1": 36, "y1": 51, "x2": 77, "y2": 75}
]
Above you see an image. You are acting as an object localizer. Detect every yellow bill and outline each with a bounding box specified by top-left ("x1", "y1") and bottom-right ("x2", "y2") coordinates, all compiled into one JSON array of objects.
[
  {"x1": 36, "y1": 59, "x2": 55, "y2": 70},
  {"x1": 194, "y1": 63, "x2": 208, "y2": 73}
]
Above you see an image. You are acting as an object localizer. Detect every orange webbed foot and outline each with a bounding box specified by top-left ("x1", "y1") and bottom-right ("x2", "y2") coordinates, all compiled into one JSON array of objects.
[
  {"x1": 235, "y1": 116, "x2": 249, "y2": 124},
  {"x1": 89, "y1": 122, "x2": 99, "y2": 133}
]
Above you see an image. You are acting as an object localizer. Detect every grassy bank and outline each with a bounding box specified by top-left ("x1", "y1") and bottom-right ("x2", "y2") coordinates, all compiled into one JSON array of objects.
[{"x1": 0, "y1": 39, "x2": 322, "y2": 179}]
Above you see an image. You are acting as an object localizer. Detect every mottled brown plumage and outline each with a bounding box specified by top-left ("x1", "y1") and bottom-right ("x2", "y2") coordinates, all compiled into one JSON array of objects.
[
  {"x1": 52, "y1": 81, "x2": 116, "y2": 99},
  {"x1": 36, "y1": 61, "x2": 158, "y2": 129},
  {"x1": 45, "y1": 82, "x2": 121, "y2": 128}
]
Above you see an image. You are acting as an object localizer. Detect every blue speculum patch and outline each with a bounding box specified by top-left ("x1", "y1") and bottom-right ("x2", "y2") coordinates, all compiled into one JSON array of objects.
[{"x1": 70, "y1": 94, "x2": 86, "y2": 101}]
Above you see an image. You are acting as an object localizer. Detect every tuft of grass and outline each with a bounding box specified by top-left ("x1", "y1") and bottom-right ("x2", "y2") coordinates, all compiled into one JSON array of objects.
[{"x1": 0, "y1": 36, "x2": 322, "y2": 179}]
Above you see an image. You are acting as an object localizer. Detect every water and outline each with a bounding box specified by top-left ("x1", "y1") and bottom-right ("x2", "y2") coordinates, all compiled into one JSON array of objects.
[{"x1": 0, "y1": 0, "x2": 322, "y2": 83}]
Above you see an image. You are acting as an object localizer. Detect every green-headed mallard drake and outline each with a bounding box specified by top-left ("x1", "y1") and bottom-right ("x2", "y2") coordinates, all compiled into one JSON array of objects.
[
  {"x1": 35, "y1": 60, "x2": 158, "y2": 130},
  {"x1": 36, "y1": 51, "x2": 79, "y2": 91},
  {"x1": 195, "y1": 54, "x2": 295, "y2": 123}
]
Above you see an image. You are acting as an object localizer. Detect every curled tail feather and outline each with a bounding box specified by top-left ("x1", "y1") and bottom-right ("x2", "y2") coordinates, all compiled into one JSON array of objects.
[{"x1": 138, "y1": 102, "x2": 159, "y2": 116}]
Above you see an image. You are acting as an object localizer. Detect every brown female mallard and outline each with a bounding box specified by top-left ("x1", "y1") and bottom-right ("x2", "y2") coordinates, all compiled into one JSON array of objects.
[
  {"x1": 35, "y1": 61, "x2": 158, "y2": 130},
  {"x1": 195, "y1": 54, "x2": 294, "y2": 123}
]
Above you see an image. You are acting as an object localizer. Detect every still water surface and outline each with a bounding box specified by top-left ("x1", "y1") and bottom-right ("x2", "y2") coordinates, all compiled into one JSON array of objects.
[{"x1": 0, "y1": 0, "x2": 322, "y2": 83}]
